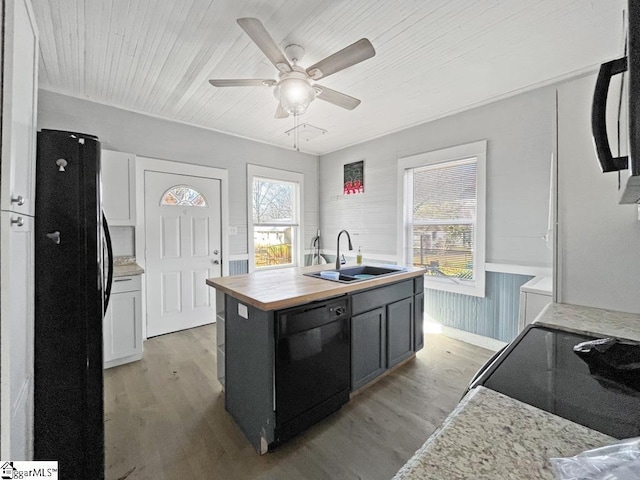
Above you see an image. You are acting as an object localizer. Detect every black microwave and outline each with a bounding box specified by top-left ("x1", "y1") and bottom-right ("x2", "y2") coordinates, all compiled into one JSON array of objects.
[{"x1": 592, "y1": 0, "x2": 640, "y2": 204}]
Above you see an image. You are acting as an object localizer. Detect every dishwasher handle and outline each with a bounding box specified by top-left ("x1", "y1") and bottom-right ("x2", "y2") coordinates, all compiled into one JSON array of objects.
[{"x1": 277, "y1": 298, "x2": 349, "y2": 338}]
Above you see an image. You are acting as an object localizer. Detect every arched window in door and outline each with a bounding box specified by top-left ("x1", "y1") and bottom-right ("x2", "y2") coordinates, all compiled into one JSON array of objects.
[{"x1": 160, "y1": 185, "x2": 207, "y2": 207}]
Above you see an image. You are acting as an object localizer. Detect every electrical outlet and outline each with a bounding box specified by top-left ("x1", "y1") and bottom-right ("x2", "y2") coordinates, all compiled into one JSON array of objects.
[{"x1": 228, "y1": 226, "x2": 238, "y2": 235}]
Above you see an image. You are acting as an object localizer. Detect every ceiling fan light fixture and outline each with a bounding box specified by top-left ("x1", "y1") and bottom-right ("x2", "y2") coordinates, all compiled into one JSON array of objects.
[{"x1": 274, "y1": 76, "x2": 316, "y2": 115}]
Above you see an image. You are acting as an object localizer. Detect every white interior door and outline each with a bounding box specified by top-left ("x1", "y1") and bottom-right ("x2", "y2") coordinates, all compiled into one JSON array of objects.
[{"x1": 145, "y1": 171, "x2": 221, "y2": 337}]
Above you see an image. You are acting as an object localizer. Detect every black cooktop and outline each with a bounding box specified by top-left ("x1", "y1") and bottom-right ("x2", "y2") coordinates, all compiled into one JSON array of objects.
[{"x1": 471, "y1": 325, "x2": 640, "y2": 439}]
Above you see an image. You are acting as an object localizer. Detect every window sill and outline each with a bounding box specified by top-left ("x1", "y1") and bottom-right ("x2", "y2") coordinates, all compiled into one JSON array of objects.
[{"x1": 423, "y1": 275, "x2": 485, "y2": 298}]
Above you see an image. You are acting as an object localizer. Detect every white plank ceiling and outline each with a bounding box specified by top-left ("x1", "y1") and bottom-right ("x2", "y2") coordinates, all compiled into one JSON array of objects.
[{"x1": 33, "y1": 0, "x2": 626, "y2": 155}]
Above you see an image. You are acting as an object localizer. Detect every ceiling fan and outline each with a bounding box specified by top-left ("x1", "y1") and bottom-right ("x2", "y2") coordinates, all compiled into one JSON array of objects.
[{"x1": 209, "y1": 18, "x2": 376, "y2": 118}]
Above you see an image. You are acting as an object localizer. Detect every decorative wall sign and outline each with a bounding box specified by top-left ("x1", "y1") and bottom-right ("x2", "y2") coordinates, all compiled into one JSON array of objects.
[{"x1": 343, "y1": 160, "x2": 364, "y2": 195}]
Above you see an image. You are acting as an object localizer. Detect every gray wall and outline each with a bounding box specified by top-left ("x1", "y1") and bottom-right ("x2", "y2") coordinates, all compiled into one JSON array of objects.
[
  {"x1": 557, "y1": 73, "x2": 640, "y2": 314},
  {"x1": 319, "y1": 86, "x2": 556, "y2": 268},
  {"x1": 37, "y1": 90, "x2": 320, "y2": 257}
]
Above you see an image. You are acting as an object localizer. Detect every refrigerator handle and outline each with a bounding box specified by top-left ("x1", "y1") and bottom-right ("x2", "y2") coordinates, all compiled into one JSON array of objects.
[{"x1": 102, "y1": 211, "x2": 114, "y2": 313}]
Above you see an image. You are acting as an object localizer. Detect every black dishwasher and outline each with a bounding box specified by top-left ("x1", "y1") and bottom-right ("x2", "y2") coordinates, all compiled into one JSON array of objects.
[{"x1": 274, "y1": 297, "x2": 350, "y2": 447}]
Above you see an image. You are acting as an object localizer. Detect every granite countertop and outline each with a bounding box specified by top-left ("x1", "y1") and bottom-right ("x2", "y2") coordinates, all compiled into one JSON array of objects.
[
  {"x1": 206, "y1": 264, "x2": 425, "y2": 311},
  {"x1": 392, "y1": 386, "x2": 614, "y2": 480},
  {"x1": 534, "y1": 302, "x2": 640, "y2": 342},
  {"x1": 113, "y1": 256, "x2": 144, "y2": 277},
  {"x1": 392, "y1": 302, "x2": 640, "y2": 479}
]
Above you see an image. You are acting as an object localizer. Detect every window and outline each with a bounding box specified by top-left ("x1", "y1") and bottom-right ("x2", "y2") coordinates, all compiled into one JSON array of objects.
[
  {"x1": 247, "y1": 165, "x2": 304, "y2": 271},
  {"x1": 398, "y1": 141, "x2": 486, "y2": 297},
  {"x1": 160, "y1": 185, "x2": 207, "y2": 206}
]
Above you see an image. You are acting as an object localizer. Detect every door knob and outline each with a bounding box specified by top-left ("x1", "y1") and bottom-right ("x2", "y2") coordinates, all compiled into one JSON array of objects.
[
  {"x1": 11, "y1": 195, "x2": 25, "y2": 206},
  {"x1": 11, "y1": 216, "x2": 24, "y2": 227},
  {"x1": 211, "y1": 259, "x2": 220, "y2": 264},
  {"x1": 213, "y1": 250, "x2": 219, "y2": 255}
]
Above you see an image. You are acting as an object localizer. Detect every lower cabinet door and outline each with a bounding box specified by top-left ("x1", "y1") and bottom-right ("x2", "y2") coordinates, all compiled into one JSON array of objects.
[
  {"x1": 387, "y1": 297, "x2": 414, "y2": 368},
  {"x1": 103, "y1": 289, "x2": 142, "y2": 368},
  {"x1": 351, "y1": 307, "x2": 386, "y2": 390}
]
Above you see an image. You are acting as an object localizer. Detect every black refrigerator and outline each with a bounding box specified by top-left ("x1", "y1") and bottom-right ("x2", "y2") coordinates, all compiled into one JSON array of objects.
[{"x1": 34, "y1": 129, "x2": 113, "y2": 479}]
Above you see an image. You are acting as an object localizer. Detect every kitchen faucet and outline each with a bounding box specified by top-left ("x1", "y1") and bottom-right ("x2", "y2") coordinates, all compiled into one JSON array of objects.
[{"x1": 335, "y1": 230, "x2": 353, "y2": 270}]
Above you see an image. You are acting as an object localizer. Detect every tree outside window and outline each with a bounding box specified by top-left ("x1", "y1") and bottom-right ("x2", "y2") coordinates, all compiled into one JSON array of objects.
[
  {"x1": 252, "y1": 177, "x2": 298, "y2": 268},
  {"x1": 409, "y1": 160, "x2": 477, "y2": 280}
]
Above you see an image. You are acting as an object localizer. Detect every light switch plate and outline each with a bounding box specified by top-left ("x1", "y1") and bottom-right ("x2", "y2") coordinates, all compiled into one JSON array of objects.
[{"x1": 238, "y1": 303, "x2": 248, "y2": 319}]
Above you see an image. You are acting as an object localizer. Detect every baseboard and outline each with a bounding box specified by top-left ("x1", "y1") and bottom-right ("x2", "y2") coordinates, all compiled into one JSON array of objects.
[
  {"x1": 440, "y1": 326, "x2": 507, "y2": 352},
  {"x1": 104, "y1": 353, "x2": 143, "y2": 369}
]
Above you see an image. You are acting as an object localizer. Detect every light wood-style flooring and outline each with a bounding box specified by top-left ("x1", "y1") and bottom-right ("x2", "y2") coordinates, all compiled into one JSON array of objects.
[{"x1": 104, "y1": 324, "x2": 493, "y2": 480}]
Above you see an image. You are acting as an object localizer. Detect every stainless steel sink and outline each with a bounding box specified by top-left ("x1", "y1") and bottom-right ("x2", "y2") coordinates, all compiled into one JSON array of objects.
[{"x1": 304, "y1": 265, "x2": 406, "y2": 283}]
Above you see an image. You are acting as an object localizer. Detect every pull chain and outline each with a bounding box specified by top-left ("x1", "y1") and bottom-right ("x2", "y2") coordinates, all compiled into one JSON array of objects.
[{"x1": 293, "y1": 113, "x2": 300, "y2": 151}]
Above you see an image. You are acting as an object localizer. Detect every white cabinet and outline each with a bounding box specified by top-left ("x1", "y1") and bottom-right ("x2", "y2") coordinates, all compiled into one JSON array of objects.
[
  {"x1": 0, "y1": 213, "x2": 34, "y2": 459},
  {"x1": 103, "y1": 275, "x2": 143, "y2": 369},
  {"x1": 0, "y1": 0, "x2": 39, "y2": 216},
  {"x1": 102, "y1": 150, "x2": 136, "y2": 225},
  {"x1": 0, "y1": 0, "x2": 38, "y2": 460},
  {"x1": 518, "y1": 276, "x2": 552, "y2": 331}
]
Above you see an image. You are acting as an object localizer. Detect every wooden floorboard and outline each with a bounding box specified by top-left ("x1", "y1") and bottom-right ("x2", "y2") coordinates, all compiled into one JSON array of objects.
[{"x1": 104, "y1": 324, "x2": 493, "y2": 480}]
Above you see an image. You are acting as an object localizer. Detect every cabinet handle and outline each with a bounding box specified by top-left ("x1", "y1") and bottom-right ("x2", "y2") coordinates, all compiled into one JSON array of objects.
[
  {"x1": 11, "y1": 195, "x2": 25, "y2": 206},
  {"x1": 114, "y1": 278, "x2": 132, "y2": 282},
  {"x1": 11, "y1": 216, "x2": 24, "y2": 227}
]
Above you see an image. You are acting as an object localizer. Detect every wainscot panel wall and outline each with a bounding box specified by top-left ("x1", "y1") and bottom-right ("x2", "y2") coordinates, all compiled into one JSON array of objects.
[
  {"x1": 37, "y1": 90, "x2": 320, "y2": 258},
  {"x1": 425, "y1": 272, "x2": 533, "y2": 343}
]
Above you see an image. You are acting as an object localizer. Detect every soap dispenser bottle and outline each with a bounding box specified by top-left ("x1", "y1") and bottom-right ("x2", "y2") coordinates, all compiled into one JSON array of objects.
[{"x1": 356, "y1": 247, "x2": 363, "y2": 265}]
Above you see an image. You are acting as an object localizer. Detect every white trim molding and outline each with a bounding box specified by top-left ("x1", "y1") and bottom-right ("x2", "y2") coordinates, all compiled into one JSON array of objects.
[
  {"x1": 439, "y1": 326, "x2": 507, "y2": 352},
  {"x1": 485, "y1": 263, "x2": 552, "y2": 277},
  {"x1": 247, "y1": 164, "x2": 305, "y2": 273},
  {"x1": 134, "y1": 156, "x2": 229, "y2": 340},
  {"x1": 397, "y1": 140, "x2": 487, "y2": 297}
]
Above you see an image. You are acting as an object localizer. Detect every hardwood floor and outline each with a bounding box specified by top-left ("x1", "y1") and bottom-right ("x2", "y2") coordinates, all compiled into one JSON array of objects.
[{"x1": 104, "y1": 324, "x2": 493, "y2": 480}]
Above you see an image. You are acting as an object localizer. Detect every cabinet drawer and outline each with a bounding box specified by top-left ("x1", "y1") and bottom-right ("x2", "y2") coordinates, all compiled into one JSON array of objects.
[
  {"x1": 111, "y1": 275, "x2": 141, "y2": 293},
  {"x1": 351, "y1": 280, "x2": 413, "y2": 316}
]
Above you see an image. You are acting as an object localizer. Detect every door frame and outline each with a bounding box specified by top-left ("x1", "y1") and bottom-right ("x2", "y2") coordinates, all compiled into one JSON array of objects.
[{"x1": 135, "y1": 156, "x2": 229, "y2": 340}]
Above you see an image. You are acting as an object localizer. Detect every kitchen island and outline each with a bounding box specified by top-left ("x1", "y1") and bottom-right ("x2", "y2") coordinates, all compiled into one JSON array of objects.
[
  {"x1": 392, "y1": 303, "x2": 640, "y2": 479},
  {"x1": 206, "y1": 263, "x2": 426, "y2": 454}
]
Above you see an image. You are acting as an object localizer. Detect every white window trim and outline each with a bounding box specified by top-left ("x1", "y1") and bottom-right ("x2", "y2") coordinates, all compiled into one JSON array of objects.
[
  {"x1": 247, "y1": 164, "x2": 304, "y2": 273},
  {"x1": 397, "y1": 140, "x2": 487, "y2": 297}
]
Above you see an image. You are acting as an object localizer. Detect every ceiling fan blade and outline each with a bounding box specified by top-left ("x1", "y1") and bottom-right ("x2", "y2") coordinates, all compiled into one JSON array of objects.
[
  {"x1": 306, "y1": 38, "x2": 375, "y2": 80},
  {"x1": 274, "y1": 104, "x2": 289, "y2": 119},
  {"x1": 209, "y1": 79, "x2": 276, "y2": 87},
  {"x1": 237, "y1": 18, "x2": 292, "y2": 73},
  {"x1": 315, "y1": 85, "x2": 361, "y2": 110}
]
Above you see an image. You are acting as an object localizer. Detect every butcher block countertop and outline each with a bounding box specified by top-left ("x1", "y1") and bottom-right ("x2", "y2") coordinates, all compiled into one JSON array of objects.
[{"x1": 206, "y1": 264, "x2": 426, "y2": 311}]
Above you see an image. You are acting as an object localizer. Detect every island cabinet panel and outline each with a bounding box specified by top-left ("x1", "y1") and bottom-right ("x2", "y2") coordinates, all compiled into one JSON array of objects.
[
  {"x1": 349, "y1": 278, "x2": 425, "y2": 391},
  {"x1": 351, "y1": 307, "x2": 387, "y2": 390},
  {"x1": 387, "y1": 297, "x2": 414, "y2": 368},
  {"x1": 351, "y1": 280, "x2": 413, "y2": 316},
  {"x1": 224, "y1": 295, "x2": 275, "y2": 454},
  {"x1": 414, "y1": 292, "x2": 425, "y2": 351}
]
